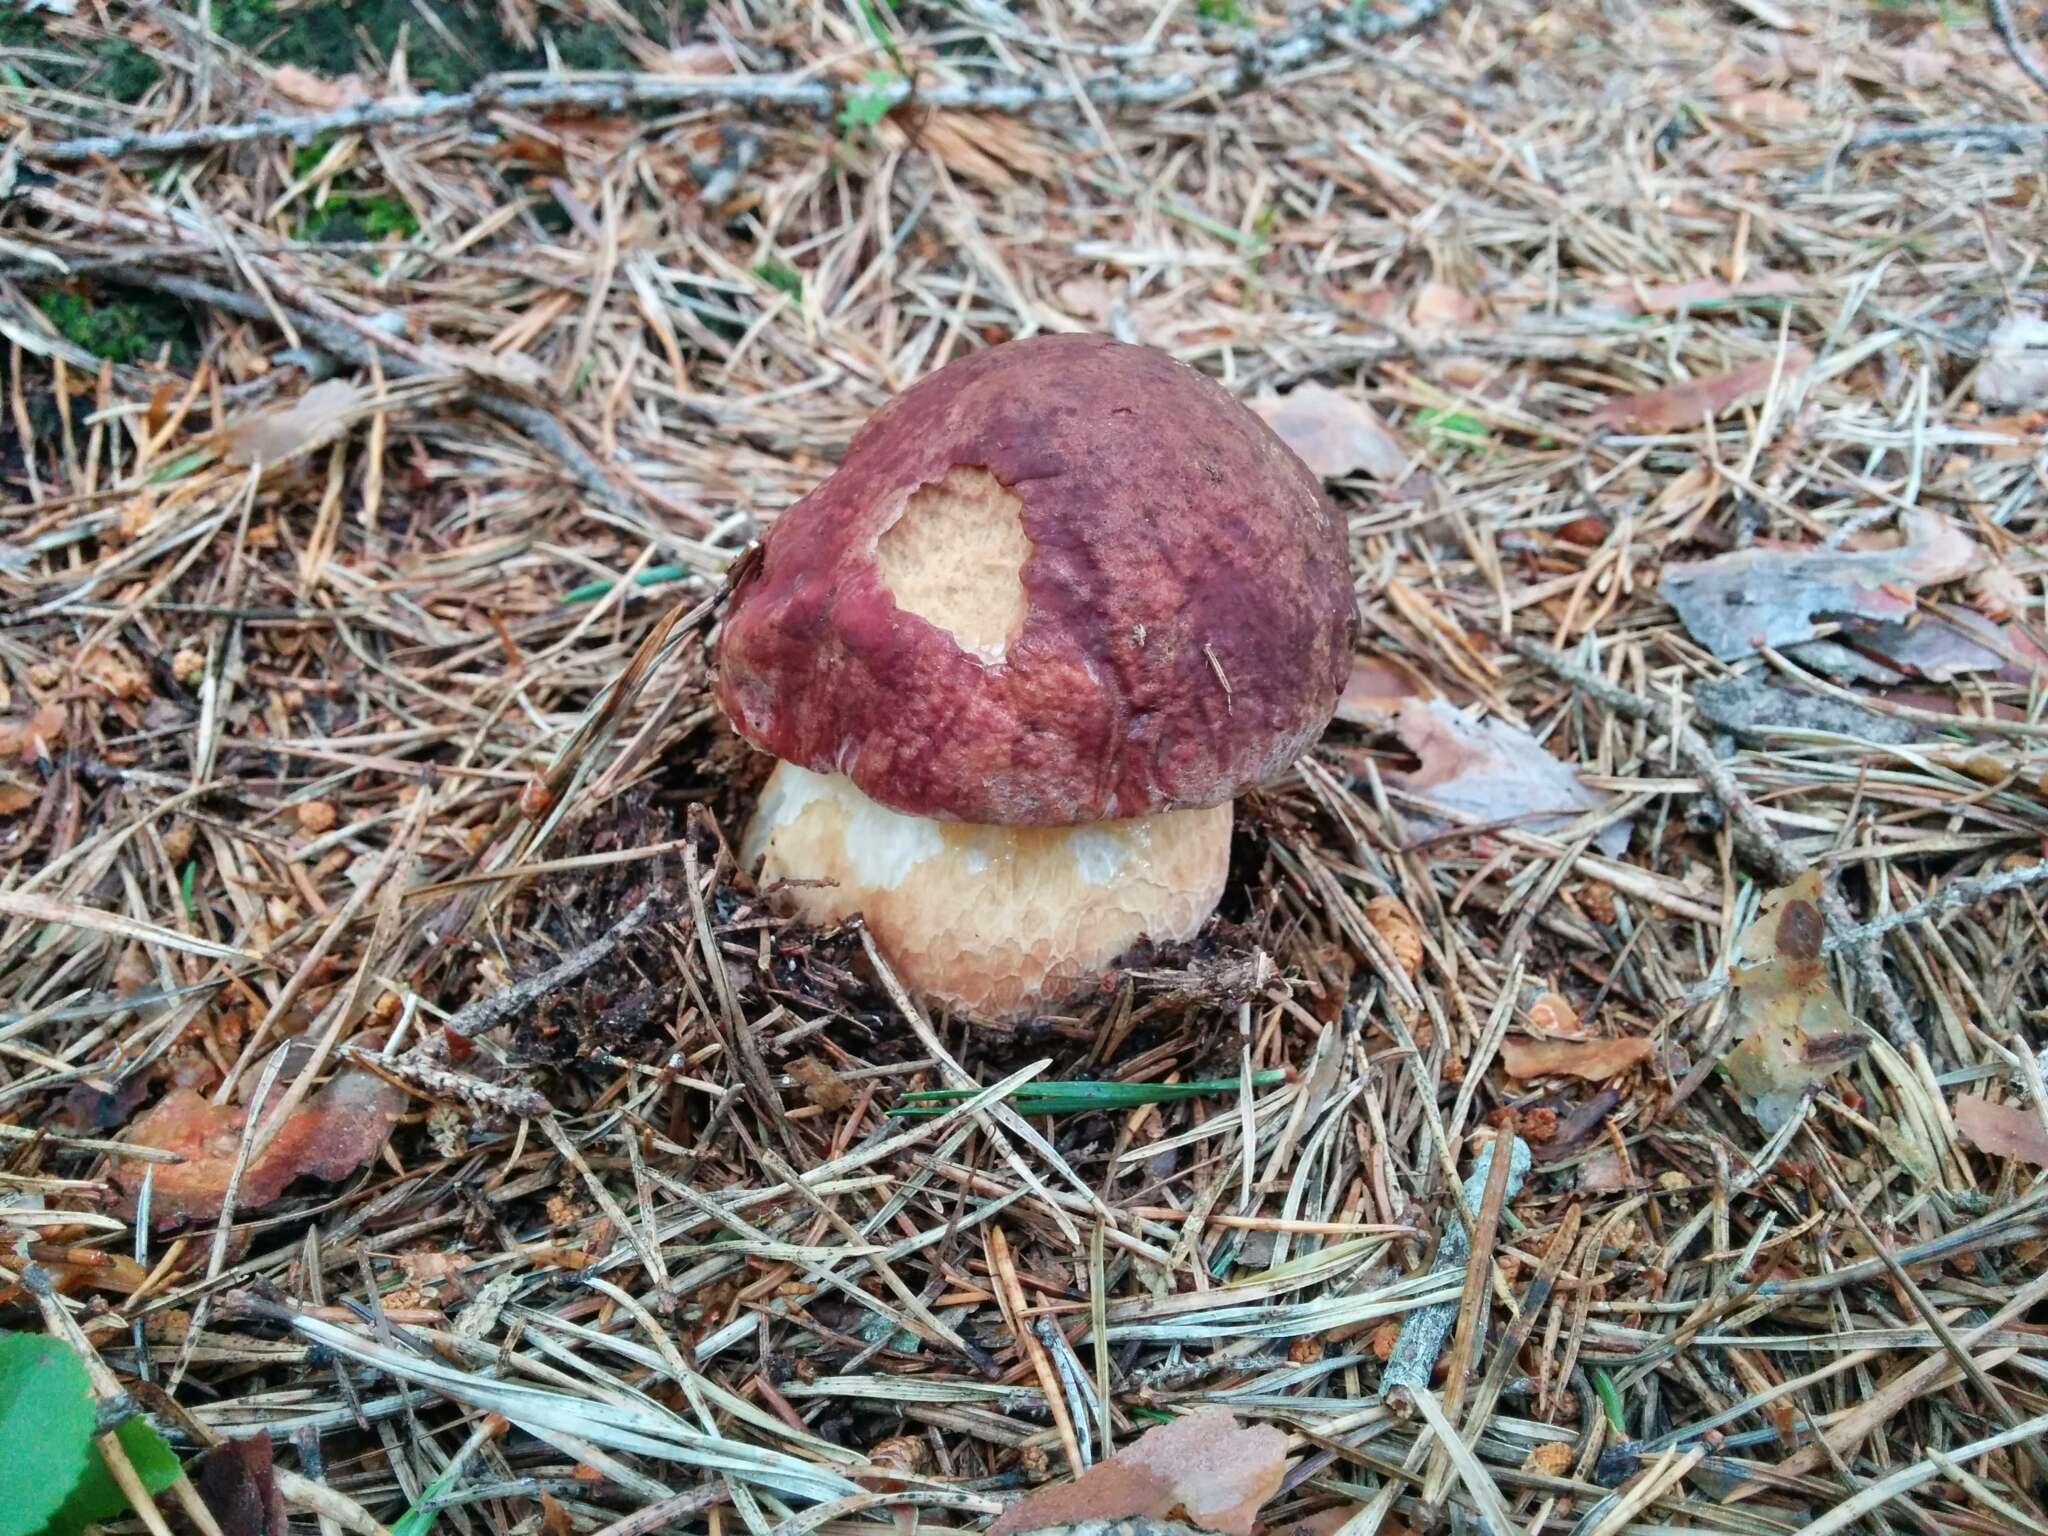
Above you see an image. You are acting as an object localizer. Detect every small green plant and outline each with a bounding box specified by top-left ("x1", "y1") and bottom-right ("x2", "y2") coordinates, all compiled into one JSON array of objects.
[
  {"x1": 1196, "y1": 0, "x2": 1248, "y2": 22},
  {"x1": 0, "y1": 1330, "x2": 181, "y2": 1536},
  {"x1": 1414, "y1": 408, "x2": 1491, "y2": 445},
  {"x1": 752, "y1": 261, "x2": 804, "y2": 300},
  {"x1": 838, "y1": 69, "x2": 900, "y2": 134}
]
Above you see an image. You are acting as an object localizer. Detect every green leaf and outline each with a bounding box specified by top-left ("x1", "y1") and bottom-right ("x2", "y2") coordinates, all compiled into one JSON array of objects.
[
  {"x1": 837, "y1": 70, "x2": 900, "y2": 133},
  {"x1": 0, "y1": 1332, "x2": 95, "y2": 1536},
  {"x1": 751, "y1": 261, "x2": 804, "y2": 300},
  {"x1": 1591, "y1": 1366, "x2": 1626, "y2": 1433},
  {"x1": 389, "y1": 1459, "x2": 466, "y2": 1536},
  {"x1": 46, "y1": 1413, "x2": 181, "y2": 1535},
  {"x1": 1415, "y1": 408, "x2": 1490, "y2": 445}
]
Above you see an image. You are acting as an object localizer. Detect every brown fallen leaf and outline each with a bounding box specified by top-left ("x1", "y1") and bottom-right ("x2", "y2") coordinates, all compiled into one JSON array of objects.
[
  {"x1": 112, "y1": 1039, "x2": 404, "y2": 1228},
  {"x1": 1657, "y1": 508, "x2": 1975, "y2": 660},
  {"x1": 1898, "y1": 44, "x2": 1953, "y2": 87},
  {"x1": 1500, "y1": 1035, "x2": 1652, "y2": 1081},
  {"x1": 0, "y1": 704, "x2": 66, "y2": 763},
  {"x1": 788, "y1": 1054, "x2": 853, "y2": 1111},
  {"x1": 1951, "y1": 1096, "x2": 2048, "y2": 1167},
  {"x1": 195, "y1": 1435, "x2": 288, "y2": 1536},
  {"x1": 1335, "y1": 654, "x2": 1428, "y2": 727},
  {"x1": 1591, "y1": 348, "x2": 1812, "y2": 432},
  {"x1": 269, "y1": 64, "x2": 369, "y2": 111},
  {"x1": 1606, "y1": 271, "x2": 1803, "y2": 314},
  {"x1": 1411, "y1": 281, "x2": 1482, "y2": 338},
  {"x1": 987, "y1": 1406, "x2": 1290, "y2": 1536},
  {"x1": 1252, "y1": 383, "x2": 1414, "y2": 482},
  {"x1": 0, "y1": 779, "x2": 37, "y2": 816},
  {"x1": 1725, "y1": 88, "x2": 1811, "y2": 125},
  {"x1": 1721, "y1": 872, "x2": 1868, "y2": 1131},
  {"x1": 1975, "y1": 313, "x2": 2048, "y2": 410},
  {"x1": 220, "y1": 379, "x2": 366, "y2": 470},
  {"x1": 1388, "y1": 698, "x2": 1631, "y2": 856}
]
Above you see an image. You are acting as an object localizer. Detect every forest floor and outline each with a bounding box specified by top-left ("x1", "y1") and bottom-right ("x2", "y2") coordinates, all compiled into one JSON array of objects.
[{"x1": 3, "y1": 3, "x2": 2048, "y2": 1536}]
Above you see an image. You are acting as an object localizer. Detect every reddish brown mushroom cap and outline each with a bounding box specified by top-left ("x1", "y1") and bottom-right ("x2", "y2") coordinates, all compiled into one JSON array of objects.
[{"x1": 714, "y1": 334, "x2": 1358, "y2": 825}]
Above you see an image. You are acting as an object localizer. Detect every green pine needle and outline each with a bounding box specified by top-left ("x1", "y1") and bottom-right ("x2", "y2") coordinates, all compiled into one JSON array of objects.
[
  {"x1": 887, "y1": 1069, "x2": 1285, "y2": 1118},
  {"x1": 560, "y1": 563, "x2": 691, "y2": 605}
]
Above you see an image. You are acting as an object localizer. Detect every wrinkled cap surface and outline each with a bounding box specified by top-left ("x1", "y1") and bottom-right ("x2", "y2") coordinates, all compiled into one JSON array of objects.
[{"x1": 714, "y1": 334, "x2": 1358, "y2": 825}]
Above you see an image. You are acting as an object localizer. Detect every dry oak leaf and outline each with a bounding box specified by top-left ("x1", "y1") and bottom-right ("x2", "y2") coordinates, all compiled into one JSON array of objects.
[
  {"x1": 1500, "y1": 1035, "x2": 1653, "y2": 1081},
  {"x1": 1975, "y1": 313, "x2": 2048, "y2": 410},
  {"x1": 1251, "y1": 383, "x2": 1413, "y2": 482},
  {"x1": 1657, "y1": 507, "x2": 1974, "y2": 660},
  {"x1": 1590, "y1": 348, "x2": 1812, "y2": 433},
  {"x1": 221, "y1": 379, "x2": 366, "y2": 470},
  {"x1": 269, "y1": 65, "x2": 369, "y2": 110},
  {"x1": 113, "y1": 1039, "x2": 404, "y2": 1228},
  {"x1": 1952, "y1": 1096, "x2": 2048, "y2": 1168},
  {"x1": 987, "y1": 1407, "x2": 1290, "y2": 1536},
  {"x1": 1722, "y1": 871, "x2": 1868, "y2": 1131},
  {"x1": 1388, "y1": 698, "x2": 1631, "y2": 856}
]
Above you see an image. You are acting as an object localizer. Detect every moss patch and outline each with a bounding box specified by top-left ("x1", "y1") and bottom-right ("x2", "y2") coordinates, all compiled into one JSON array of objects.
[
  {"x1": 36, "y1": 287, "x2": 199, "y2": 369},
  {"x1": 0, "y1": 14, "x2": 160, "y2": 102},
  {"x1": 215, "y1": 0, "x2": 689, "y2": 93}
]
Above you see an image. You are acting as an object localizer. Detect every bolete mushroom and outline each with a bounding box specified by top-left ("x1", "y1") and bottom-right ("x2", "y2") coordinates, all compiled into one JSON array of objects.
[{"x1": 714, "y1": 334, "x2": 1356, "y2": 1017}]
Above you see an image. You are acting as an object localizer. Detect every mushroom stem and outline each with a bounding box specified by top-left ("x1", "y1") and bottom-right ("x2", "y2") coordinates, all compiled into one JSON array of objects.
[{"x1": 742, "y1": 762, "x2": 1232, "y2": 1019}]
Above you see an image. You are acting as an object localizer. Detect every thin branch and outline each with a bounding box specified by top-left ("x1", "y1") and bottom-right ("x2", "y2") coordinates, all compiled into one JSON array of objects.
[
  {"x1": 1511, "y1": 636, "x2": 1919, "y2": 1045},
  {"x1": 1989, "y1": 0, "x2": 2048, "y2": 98},
  {"x1": 29, "y1": 1, "x2": 1447, "y2": 165},
  {"x1": 93, "y1": 265, "x2": 671, "y2": 535}
]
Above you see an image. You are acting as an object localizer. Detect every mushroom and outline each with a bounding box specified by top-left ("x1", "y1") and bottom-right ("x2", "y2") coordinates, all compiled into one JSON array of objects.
[{"x1": 714, "y1": 334, "x2": 1357, "y2": 1018}]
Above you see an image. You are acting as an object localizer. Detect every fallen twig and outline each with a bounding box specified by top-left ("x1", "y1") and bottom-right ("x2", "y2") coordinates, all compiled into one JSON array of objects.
[
  {"x1": 1511, "y1": 635, "x2": 1919, "y2": 1044},
  {"x1": 30, "y1": 1, "x2": 1447, "y2": 165}
]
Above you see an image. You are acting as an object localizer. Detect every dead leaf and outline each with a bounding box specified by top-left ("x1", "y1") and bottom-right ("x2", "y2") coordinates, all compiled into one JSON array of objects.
[
  {"x1": 1847, "y1": 613, "x2": 2007, "y2": 682},
  {"x1": 1608, "y1": 271, "x2": 1802, "y2": 314},
  {"x1": 112, "y1": 1039, "x2": 404, "y2": 1228},
  {"x1": 196, "y1": 1435, "x2": 287, "y2": 1536},
  {"x1": 1411, "y1": 281, "x2": 1481, "y2": 338},
  {"x1": 1387, "y1": 698, "x2": 1631, "y2": 856},
  {"x1": 1975, "y1": 313, "x2": 2048, "y2": 409},
  {"x1": 0, "y1": 779, "x2": 37, "y2": 816},
  {"x1": 1951, "y1": 1096, "x2": 2048, "y2": 1167},
  {"x1": 1336, "y1": 655, "x2": 1428, "y2": 727},
  {"x1": 1500, "y1": 1035, "x2": 1652, "y2": 1081},
  {"x1": 1252, "y1": 383, "x2": 1414, "y2": 482},
  {"x1": 0, "y1": 705, "x2": 64, "y2": 763},
  {"x1": 1591, "y1": 348, "x2": 1812, "y2": 432},
  {"x1": 396, "y1": 1249, "x2": 471, "y2": 1280},
  {"x1": 79, "y1": 642, "x2": 151, "y2": 701},
  {"x1": 1578, "y1": 1148, "x2": 1634, "y2": 1193},
  {"x1": 1722, "y1": 872, "x2": 1867, "y2": 1130},
  {"x1": 221, "y1": 379, "x2": 366, "y2": 470},
  {"x1": 1899, "y1": 44, "x2": 1953, "y2": 87},
  {"x1": 1726, "y1": 88, "x2": 1811, "y2": 124},
  {"x1": 1522, "y1": 1441, "x2": 1576, "y2": 1478},
  {"x1": 1658, "y1": 508, "x2": 1975, "y2": 659},
  {"x1": 788, "y1": 1055, "x2": 853, "y2": 1111},
  {"x1": 269, "y1": 64, "x2": 368, "y2": 111},
  {"x1": 987, "y1": 1407, "x2": 1290, "y2": 1536}
]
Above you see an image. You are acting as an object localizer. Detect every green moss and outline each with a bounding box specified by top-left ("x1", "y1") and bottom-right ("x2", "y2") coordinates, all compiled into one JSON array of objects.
[
  {"x1": 215, "y1": 0, "x2": 695, "y2": 93},
  {"x1": 0, "y1": 13, "x2": 158, "y2": 100},
  {"x1": 35, "y1": 287, "x2": 198, "y2": 368},
  {"x1": 299, "y1": 193, "x2": 420, "y2": 244},
  {"x1": 96, "y1": 40, "x2": 162, "y2": 102}
]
